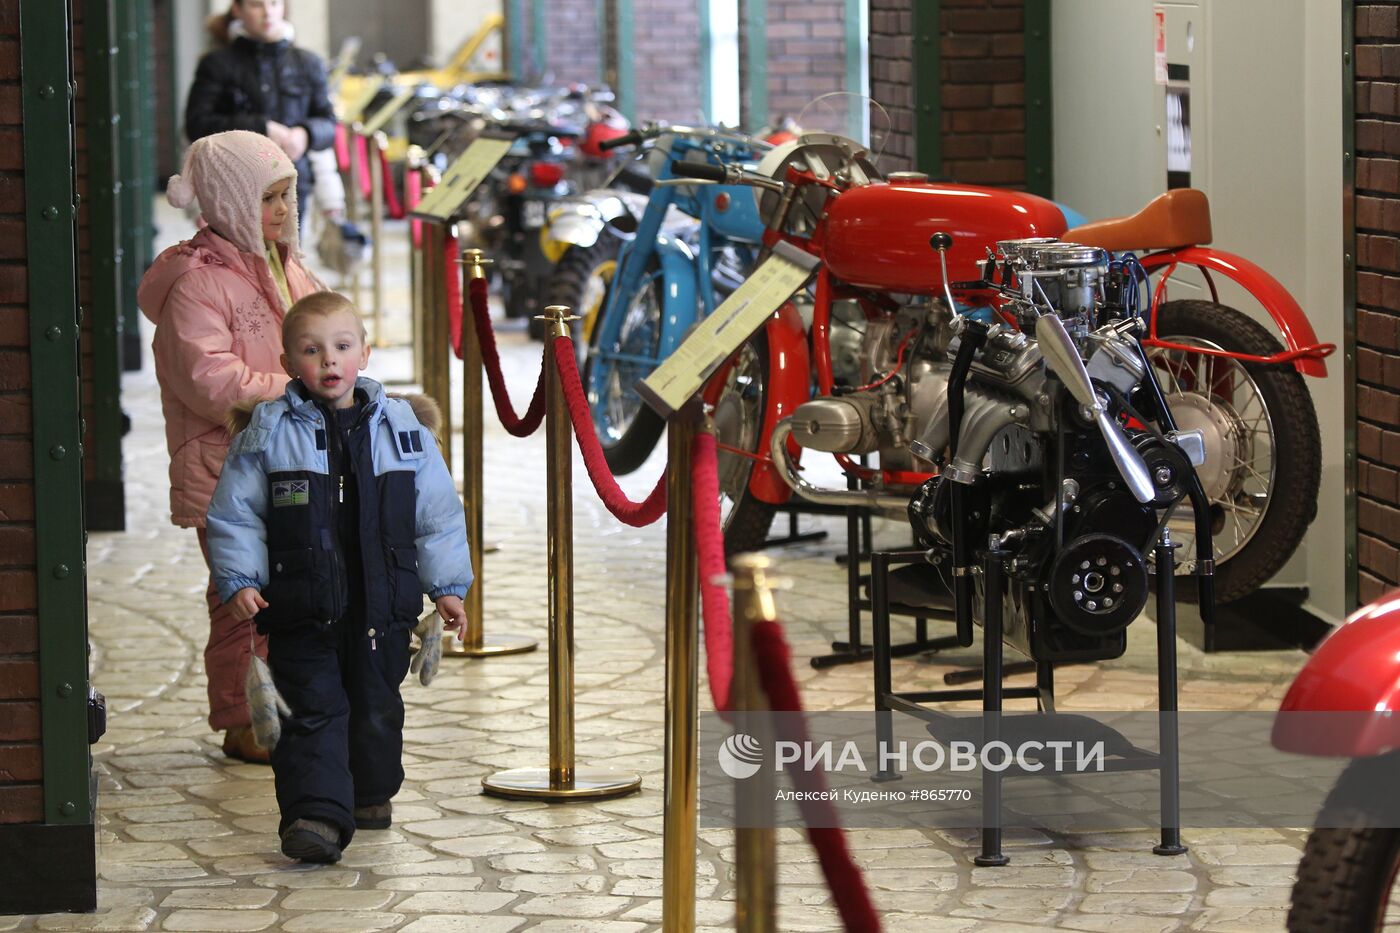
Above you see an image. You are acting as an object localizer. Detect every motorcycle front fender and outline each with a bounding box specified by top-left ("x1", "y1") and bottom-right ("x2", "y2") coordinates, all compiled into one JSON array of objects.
[
  {"x1": 654, "y1": 233, "x2": 700, "y2": 360},
  {"x1": 1142, "y1": 246, "x2": 1329, "y2": 377},
  {"x1": 748, "y1": 302, "x2": 811, "y2": 505},
  {"x1": 1273, "y1": 591, "x2": 1400, "y2": 757}
]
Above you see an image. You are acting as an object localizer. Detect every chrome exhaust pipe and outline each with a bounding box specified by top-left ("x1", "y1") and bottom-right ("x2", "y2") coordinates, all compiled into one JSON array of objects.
[{"x1": 768, "y1": 421, "x2": 913, "y2": 515}]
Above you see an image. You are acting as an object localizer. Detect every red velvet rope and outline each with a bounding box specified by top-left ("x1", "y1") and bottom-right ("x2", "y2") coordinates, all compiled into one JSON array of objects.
[
  {"x1": 378, "y1": 146, "x2": 405, "y2": 220},
  {"x1": 447, "y1": 236, "x2": 463, "y2": 358},
  {"x1": 334, "y1": 123, "x2": 351, "y2": 172},
  {"x1": 690, "y1": 432, "x2": 734, "y2": 715},
  {"x1": 751, "y1": 619, "x2": 883, "y2": 932},
  {"x1": 551, "y1": 335, "x2": 668, "y2": 526},
  {"x1": 467, "y1": 277, "x2": 547, "y2": 437},
  {"x1": 408, "y1": 167, "x2": 424, "y2": 247},
  {"x1": 355, "y1": 134, "x2": 372, "y2": 197}
]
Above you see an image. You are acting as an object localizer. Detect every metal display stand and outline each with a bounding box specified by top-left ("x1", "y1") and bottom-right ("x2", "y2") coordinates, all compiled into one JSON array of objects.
[{"x1": 870, "y1": 531, "x2": 1190, "y2": 865}]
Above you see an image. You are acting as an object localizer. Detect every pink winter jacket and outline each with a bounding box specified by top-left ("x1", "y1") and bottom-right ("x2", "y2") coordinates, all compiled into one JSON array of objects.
[{"x1": 139, "y1": 227, "x2": 323, "y2": 527}]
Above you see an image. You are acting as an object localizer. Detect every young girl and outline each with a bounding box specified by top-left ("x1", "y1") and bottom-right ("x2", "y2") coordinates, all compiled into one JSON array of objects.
[{"x1": 138, "y1": 129, "x2": 325, "y2": 764}]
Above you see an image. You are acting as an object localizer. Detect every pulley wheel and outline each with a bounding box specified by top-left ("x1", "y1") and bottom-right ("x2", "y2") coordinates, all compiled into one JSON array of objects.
[
  {"x1": 1046, "y1": 533, "x2": 1148, "y2": 637},
  {"x1": 1133, "y1": 435, "x2": 1194, "y2": 509}
]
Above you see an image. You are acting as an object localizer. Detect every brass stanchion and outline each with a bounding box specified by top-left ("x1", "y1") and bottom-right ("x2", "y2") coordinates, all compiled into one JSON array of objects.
[
  {"x1": 445, "y1": 248, "x2": 537, "y2": 659},
  {"x1": 418, "y1": 219, "x2": 452, "y2": 468},
  {"x1": 369, "y1": 130, "x2": 388, "y2": 346},
  {"x1": 346, "y1": 122, "x2": 363, "y2": 307},
  {"x1": 481, "y1": 305, "x2": 641, "y2": 799},
  {"x1": 407, "y1": 147, "x2": 425, "y2": 387},
  {"x1": 732, "y1": 554, "x2": 778, "y2": 933},
  {"x1": 662, "y1": 403, "x2": 701, "y2": 933}
]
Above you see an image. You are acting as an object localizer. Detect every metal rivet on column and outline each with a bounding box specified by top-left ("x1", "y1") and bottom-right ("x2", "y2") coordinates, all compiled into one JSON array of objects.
[
  {"x1": 53, "y1": 564, "x2": 70, "y2": 579},
  {"x1": 45, "y1": 326, "x2": 61, "y2": 341},
  {"x1": 60, "y1": 802, "x2": 76, "y2": 816},
  {"x1": 38, "y1": 85, "x2": 54, "y2": 99},
  {"x1": 42, "y1": 206, "x2": 58, "y2": 220},
  {"x1": 49, "y1": 445, "x2": 66, "y2": 460},
  {"x1": 57, "y1": 683, "x2": 73, "y2": 698}
]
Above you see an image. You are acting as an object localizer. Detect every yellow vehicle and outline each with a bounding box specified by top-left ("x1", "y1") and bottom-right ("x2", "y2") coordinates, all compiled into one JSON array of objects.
[{"x1": 333, "y1": 14, "x2": 509, "y2": 161}]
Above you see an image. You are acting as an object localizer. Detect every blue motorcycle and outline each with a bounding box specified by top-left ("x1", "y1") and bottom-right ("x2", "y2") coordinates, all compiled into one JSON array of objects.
[{"x1": 582, "y1": 124, "x2": 773, "y2": 474}]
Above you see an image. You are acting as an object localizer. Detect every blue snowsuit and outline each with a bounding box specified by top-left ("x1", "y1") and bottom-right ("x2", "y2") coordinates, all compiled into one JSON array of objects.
[{"x1": 206, "y1": 376, "x2": 471, "y2": 846}]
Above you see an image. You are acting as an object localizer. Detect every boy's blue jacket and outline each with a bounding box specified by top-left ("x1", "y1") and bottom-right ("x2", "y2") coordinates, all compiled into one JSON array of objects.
[{"x1": 206, "y1": 376, "x2": 471, "y2": 632}]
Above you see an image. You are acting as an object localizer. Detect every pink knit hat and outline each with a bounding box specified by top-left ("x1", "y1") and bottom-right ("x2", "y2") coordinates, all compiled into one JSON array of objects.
[{"x1": 166, "y1": 130, "x2": 300, "y2": 255}]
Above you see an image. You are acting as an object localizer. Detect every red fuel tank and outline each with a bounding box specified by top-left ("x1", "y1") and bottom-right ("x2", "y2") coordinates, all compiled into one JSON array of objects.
[{"x1": 821, "y1": 180, "x2": 1070, "y2": 294}]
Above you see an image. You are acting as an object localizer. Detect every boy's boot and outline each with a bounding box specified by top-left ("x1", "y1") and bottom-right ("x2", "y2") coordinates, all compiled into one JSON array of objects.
[
  {"x1": 222, "y1": 726, "x2": 271, "y2": 765},
  {"x1": 354, "y1": 801, "x2": 392, "y2": 830},
  {"x1": 280, "y1": 819, "x2": 342, "y2": 863}
]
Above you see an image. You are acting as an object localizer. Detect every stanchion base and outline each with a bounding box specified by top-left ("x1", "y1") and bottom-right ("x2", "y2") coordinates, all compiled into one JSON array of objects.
[
  {"x1": 1153, "y1": 843, "x2": 1188, "y2": 857},
  {"x1": 443, "y1": 633, "x2": 539, "y2": 658},
  {"x1": 973, "y1": 853, "x2": 1010, "y2": 867},
  {"x1": 481, "y1": 767, "x2": 642, "y2": 801},
  {"x1": 484, "y1": 544, "x2": 501, "y2": 555}
]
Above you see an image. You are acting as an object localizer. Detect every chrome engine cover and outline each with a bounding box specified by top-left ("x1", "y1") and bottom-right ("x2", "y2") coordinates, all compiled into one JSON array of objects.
[{"x1": 790, "y1": 396, "x2": 880, "y2": 453}]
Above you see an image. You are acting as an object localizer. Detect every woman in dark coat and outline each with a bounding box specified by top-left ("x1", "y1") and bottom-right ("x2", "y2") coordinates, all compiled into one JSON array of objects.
[{"x1": 185, "y1": 0, "x2": 336, "y2": 223}]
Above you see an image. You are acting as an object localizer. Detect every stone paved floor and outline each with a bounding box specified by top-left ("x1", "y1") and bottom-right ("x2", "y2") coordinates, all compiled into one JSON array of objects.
[{"x1": 8, "y1": 205, "x2": 1315, "y2": 932}]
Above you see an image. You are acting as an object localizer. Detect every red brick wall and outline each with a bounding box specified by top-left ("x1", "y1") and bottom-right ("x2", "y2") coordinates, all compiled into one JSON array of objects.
[
  {"x1": 868, "y1": 0, "x2": 913, "y2": 171},
  {"x1": 545, "y1": 0, "x2": 601, "y2": 86},
  {"x1": 631, "y1": 2, "x2": 702, "y2": 124},
  {"x1": 868, "y1": 0, "x2": 1027, "y2": 186},
  {"x1": 940, "y1": 0, "x2": 1025, "y2": 187},
  {"x1": 765, "y1": 0, "x2": 847, "y2": 133},
  {"x1": 1356, "y1": 3, "x2": 1400, "y2": 604},
  {"x1": 0, "y1": 0, "x2": 41, "y2": 826}
]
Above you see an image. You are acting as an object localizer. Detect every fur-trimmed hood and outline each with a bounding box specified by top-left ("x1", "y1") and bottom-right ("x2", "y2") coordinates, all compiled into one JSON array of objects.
[{"x1": 226, "y1": 382, "x2": 443, "y2": 448}]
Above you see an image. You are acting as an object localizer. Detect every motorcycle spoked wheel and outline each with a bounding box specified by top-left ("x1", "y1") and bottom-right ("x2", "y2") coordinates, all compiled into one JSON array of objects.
[
  {"x1": 1289, "y1": 754, "x2": 1400, "y2": 932},
  {"x1": 582, "y1": 254, "x2": 667, "y2": 476},
  {"x1": 1145, "y1": 300, "x2": 1321, "y2": 605},
  {"x1": 537, "y1": 236, "x2": 622, "y2": 348},
  {"x1": 710, "y1": 334, "x2": 777, "y2": 556}
]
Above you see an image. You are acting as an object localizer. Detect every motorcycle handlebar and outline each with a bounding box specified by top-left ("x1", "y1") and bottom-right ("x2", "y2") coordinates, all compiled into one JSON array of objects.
[
  {"x1": 669, "y1": 161, "x2": 729, "y2": 183},
  {"x1": 598, "y1": 129, "x2": 647, "y2": 151}
]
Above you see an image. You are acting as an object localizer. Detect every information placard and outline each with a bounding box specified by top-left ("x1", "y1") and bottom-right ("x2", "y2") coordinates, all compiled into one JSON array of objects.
[
  {"x1": 638, "y1": 241, "x2": 820, "y2": 418},
  {"x1": 359, "y1": 86, "x2": 416, "y2": 136},
  {"x1": 338, "y1": 80, "x2": 385, "y2": 125},
  {"x1": 411, "y1": 133, "x2": 516, "y2": 222}
]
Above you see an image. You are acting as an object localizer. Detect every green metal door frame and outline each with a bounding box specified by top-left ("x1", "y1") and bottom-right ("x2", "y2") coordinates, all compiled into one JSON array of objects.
[
  {"x1": 531, "y1": 0, "x2": 547, "y2": 85},
  {"x1": 21, "y1": 0, "x2": 92, "y2": 827},
  {"x1": 1343, "y1": 0, "x2": 1357, "y2": 609},
  {"x1": 912, "y1": 0, "x2": 939, "y2": 176},
  {"x1": 505, "y1": 0, "x2": 526, "y2": 80},
  {"x1": 843, "y1": 0, "x2": 864, "y2": 141},
  {"x1": 83, "y1": 0, "x2": 125, "y2": 533},
  {"x1": 744, "y1": 0, "x2": 766, "y2": 130},
  {"x1": 699, "y1": 0, "x2": 713, "y2": 122},
  {"x1": 1024, "y1": 0, "x2": 1052, "y2": 197}
]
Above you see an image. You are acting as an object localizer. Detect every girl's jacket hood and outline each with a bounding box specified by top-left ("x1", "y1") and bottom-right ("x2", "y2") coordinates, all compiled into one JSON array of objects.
[{"x1": 139, "y1": 226, "x2": 315, "y2": 325}]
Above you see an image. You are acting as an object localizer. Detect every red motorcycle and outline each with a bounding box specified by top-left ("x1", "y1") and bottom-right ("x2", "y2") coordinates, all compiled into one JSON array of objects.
[
  {"x1": 1274, "y1": 591, "x2": 1400, "y2": 931},
  {"x1": 690, "y1": 133, "x2": 1332, "y2": 604}
]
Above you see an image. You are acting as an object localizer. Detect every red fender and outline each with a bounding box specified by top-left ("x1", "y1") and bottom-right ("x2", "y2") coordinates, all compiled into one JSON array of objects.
[
  {"x1": 1272, "y1": 591, "x2": 1400, "y2": 757},
  {"x1": 747, "y1": 301, "x2": 811, "y2": 505},
  {"x1": 1141, "y1": 247, "x2": 1331, "y2": 377}
]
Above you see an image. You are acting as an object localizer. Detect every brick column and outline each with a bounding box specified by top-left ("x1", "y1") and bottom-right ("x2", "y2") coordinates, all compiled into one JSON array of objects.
[
  {"x1": 632, "y1": 3, "x2": 702, "y2": 123},
  {"x1": 869, "y1": 0, "x2": 1029, "y2": 187},
  {"x1": 0, "y1": 0, "x2": 41, "y2": 832},
  {"x1": 546, "y1": 0, "x2": 602, "y2": 85},
  {"x1": 763, "y1": 0, "x2": 848, "y2": 133},
  {"x1": 1356, "y1": 3, "x2": 1400, "y2": 603}
]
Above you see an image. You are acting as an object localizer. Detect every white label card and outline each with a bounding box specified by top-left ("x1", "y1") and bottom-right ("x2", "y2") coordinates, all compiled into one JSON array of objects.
[
  {"x1": 411, "y1": 134, "x2": 516, "y2": 222},
  {"x1": 359, "y1": 86, "x2": 417, "y2": 136},
  {"x1": 638, "y1": 241, "x2": 819, "y2": 418}
]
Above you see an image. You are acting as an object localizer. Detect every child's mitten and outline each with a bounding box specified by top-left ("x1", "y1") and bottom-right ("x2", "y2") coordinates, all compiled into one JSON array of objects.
[
  {"x1": 245, "y1": 655, "x2": 291, "y2": 750},
  {"x1": 409, "y1": 612, "x2": 443, "y2": 686}
]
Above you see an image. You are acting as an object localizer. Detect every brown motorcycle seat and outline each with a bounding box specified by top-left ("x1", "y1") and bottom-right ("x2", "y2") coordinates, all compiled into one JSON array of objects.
[{"x1": 1063, "y1": 188, "x2": 1213, "y2": 252}]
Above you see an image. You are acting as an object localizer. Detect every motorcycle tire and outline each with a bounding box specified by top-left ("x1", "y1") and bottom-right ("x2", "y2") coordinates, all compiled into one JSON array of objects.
[
  {"x1": 582, "y1": 253, "x2": 667, "y2": 476},
  {"x1": 540, "y1": 235, "x2": 623, "y2": 348},
  {"x1": 1289, "y1": 754, "x2": 1400, "y2": 932},
  {"x1": 1149, "y1": 299, "x2": 1321, "y2": 605},
  {"x1": 711, "y1": 332, "x2": 776, "y2": 556}
]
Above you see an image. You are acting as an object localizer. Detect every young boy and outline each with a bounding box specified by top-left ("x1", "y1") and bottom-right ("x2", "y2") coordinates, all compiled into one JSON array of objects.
[{"x1": 206, "y1": 291, "x2": 470, "y2": 864}]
